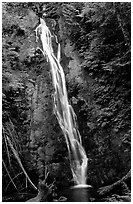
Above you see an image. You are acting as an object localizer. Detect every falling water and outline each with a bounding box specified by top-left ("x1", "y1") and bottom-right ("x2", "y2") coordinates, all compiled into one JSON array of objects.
[{"x1": 35, "y1": 18, "x2": 88, "y2": 185}]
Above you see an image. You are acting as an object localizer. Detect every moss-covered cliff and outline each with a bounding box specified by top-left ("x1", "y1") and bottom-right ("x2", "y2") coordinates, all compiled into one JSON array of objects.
[{"x1": 2, "y1": 2, "x2": 130, "y2": 202}]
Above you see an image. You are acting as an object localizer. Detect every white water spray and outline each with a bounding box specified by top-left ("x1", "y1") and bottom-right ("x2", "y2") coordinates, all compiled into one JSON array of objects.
[{"x1": 35, "y1": 18, "x2": 88, "y2": 185}]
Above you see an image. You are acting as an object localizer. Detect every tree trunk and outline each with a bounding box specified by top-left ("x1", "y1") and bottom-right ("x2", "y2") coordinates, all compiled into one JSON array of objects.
[
  {"x1": 98, "y1": 170, "x2": 131, "y2": 196},
  {"x1": 26, "y1": 180, "x2": 51, "y2": 202}
]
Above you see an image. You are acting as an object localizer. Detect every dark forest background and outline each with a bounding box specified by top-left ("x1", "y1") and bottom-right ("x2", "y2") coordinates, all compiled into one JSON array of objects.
[{"x1": 2, "y1": 2, "x2": 131, "y2": 202}]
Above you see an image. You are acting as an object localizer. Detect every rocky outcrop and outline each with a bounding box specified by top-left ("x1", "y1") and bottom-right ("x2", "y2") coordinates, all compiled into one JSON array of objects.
[
  {"x1": 28, "y1": 68, "x2": 55, "y2": 179},
  {"x1": 28, "y1": 19, "x2": 73, "y2": 187}
]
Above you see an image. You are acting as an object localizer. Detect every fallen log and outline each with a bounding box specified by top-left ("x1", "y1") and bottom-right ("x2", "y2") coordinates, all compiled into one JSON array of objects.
[
  {"x1": 98, "y1": 170, "x2": 131, "y2": 196},
  {"x1": 112, "y1": 194, "x2": 131, "y2": 202}
]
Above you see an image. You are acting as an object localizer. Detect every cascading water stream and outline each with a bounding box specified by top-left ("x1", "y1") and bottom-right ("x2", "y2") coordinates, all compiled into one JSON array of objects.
[{"x1": 35, "y1": 18, "x2": 88, "y2": 185}]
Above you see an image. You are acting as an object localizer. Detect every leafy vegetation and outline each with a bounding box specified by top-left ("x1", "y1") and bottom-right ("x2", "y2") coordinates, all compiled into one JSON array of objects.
[
  {"x1": 64, "y1": 2, "x2": 131, "y2": 187},
  {"x1": 2, "y1": 2, "x2": 130, "y2": 202}
]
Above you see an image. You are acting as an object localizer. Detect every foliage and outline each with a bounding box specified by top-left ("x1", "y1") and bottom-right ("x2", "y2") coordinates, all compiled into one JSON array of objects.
[
  {"x1": 2, "y1": 2, "x2": 131, "y2": 201},
  {"x1": 41, "y1": 2, "x2": 83, "y2": 39},
  {"x1": 2, "y1": 2, "x2": 39, "y2": 196},
  {"x1": 67, "y1": 2, "x2": 131, "y2": 187}
]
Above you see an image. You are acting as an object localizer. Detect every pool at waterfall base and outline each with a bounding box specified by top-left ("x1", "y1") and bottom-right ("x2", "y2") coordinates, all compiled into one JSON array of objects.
[{"x1": 59, "y1": 185, "x2": 99, "y2": 202}]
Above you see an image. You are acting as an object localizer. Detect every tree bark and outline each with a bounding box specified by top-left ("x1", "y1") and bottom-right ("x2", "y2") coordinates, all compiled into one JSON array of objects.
[
  {"x1": 26, "y1": 180, "x2": 51, "y2": 202},
  {"x1": 98, "y1": 170, "x2": 131, "y2": 196}
]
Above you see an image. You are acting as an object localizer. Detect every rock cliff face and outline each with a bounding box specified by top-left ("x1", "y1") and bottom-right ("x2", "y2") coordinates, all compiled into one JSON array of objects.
[
  {"x1": 2, "y1": 3, "x2": 130, "y2": 198},
  {"x1": 29, "y1": 73, "x2": 53, "y2": 178},
  {"x1": 28, "y1": 14, "x2": 130, "y2": 188},
  {"x1": 27, "y1": 18, "x2": 73, "y2": 187},
  {"x1": 57, "y1": 21, "x2": 130, "y2": 188}
]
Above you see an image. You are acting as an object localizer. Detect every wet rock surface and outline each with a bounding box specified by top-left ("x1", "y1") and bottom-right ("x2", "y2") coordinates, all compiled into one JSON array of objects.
[{"x1": 2, "y1": 2, "x2": 130, "y2": 202}]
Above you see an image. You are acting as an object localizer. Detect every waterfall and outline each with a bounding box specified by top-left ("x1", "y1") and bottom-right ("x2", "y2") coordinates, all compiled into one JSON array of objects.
[{"x1": 35, "y1": 18, "x2": 88, "y2": 185}]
